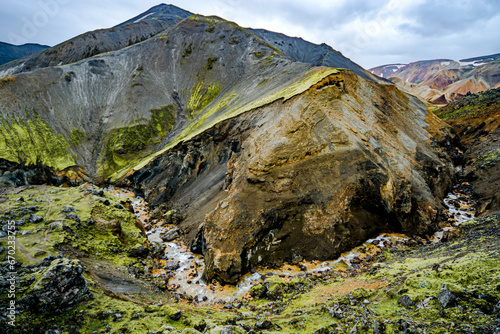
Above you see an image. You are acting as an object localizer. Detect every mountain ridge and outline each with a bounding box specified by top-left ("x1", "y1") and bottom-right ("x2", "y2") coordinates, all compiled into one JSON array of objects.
[
  {"x1": 370, "y1": 53, "x2": 500, "y2": 104},
  {"x1": 0, "y1": 41, "x2": 49, "y2": 65}
]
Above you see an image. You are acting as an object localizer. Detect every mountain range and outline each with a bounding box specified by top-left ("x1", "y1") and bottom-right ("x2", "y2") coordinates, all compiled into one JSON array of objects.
[
  {"x1": 0, "y1": 3, "x2": 450, "y2": 284},
  {"x1": 370, "y1": 53, "x2": 500, "y2": 104},
  {"x1": 0, "y1": 41, "x2": 49, "y2": 65}
]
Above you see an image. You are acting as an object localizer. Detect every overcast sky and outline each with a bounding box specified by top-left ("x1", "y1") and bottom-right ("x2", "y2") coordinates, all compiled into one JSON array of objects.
[{"x1": 1, "y1": 0, "x2": 499, "y2": 69}]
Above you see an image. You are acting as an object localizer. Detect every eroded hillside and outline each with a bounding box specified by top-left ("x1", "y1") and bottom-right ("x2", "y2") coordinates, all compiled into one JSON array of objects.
[{"x1": 370, "y1": 54, "x2": 500, "y2": 104}]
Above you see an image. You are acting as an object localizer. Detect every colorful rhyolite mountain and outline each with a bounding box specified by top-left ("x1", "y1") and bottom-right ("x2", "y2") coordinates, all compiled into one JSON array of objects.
[
  {"x1": 0, "y1": 4, "x2": 453, "y2": 284},
  {"x1": 370, "y1": 53, "x2": 500, "y2": 104}
]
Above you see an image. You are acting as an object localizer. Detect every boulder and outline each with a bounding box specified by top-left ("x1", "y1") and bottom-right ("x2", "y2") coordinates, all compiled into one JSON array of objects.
[
  {"x1": 18, "y1": 258, "x2": 92, "y2": 313},
  {"x1": 397, "y1": 295, "x2": 414, "y2": 308},
  {"x1": 438, "y1": 288, "x2": 456, "y2": 308},
  {"x1": 161, "y1": 228, "x2": 181, "y2": 242},
  {"x1": 129, "y1": 245, "x2": 150, "y2": 258},
  {"x1": 28, "y1": 214, "x2": 44, "y2": 224}
]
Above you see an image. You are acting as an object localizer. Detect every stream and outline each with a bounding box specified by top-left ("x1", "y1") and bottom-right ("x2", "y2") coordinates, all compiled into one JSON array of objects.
[{"x1": 107, "y1": 182, "x2": 476, "y2": 304}]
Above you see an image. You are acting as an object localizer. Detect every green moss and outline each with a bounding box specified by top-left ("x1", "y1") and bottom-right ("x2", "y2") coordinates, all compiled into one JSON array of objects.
[
  {"x1": 101, "y1": 105, "x2": 176, "y2": 179},
  {"x1": 186, "y1": 82, "x2": 222, "y2": 119},
  {"x1": 435, "y1": 88, "x2": 500, "y2": 120},
  {"x1": 159, "y1": 32, "x2": 169, "y2": 42},
  {"x1": 477, "y1": 147, "x2": 500, "y2": 167},
  {"x1": 0, "y1": 185, "x2": 148, "y2": 270},
  {"x1": 69, "y1": 128, "x2": 87, "y2": 146},
  {"x1": 189, "y1": 15, "x2": 224, "y2": 33},
  {"x1": 0, "y1": 112, "x2": 75, "y2": 170}
]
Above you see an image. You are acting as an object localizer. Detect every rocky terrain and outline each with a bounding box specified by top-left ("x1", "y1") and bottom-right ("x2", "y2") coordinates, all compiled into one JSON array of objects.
[
  {"x1": 434, "y1": 88, "x2": 500, "y2": 214},
  {"x1": 0, "y1": 4, "x2": 498, "y2": 333},
  {"x1": 370, "y1": 54, "x2": 500, "y2": 104},
  {"x1": 0, "y1": 42, "x2": 49, "y2": 66},
  {"x1": 0, "y1": 181, "x2": 498, "y2": 333}
]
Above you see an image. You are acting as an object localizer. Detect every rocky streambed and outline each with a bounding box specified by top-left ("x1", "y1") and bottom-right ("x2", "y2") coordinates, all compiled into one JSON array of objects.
[
  {"x1": 1, "y1": 182, "x2": 499, "y2": 334},
  {"x1": 107, "y1": 179, "x2": 478, "y2": 305}
]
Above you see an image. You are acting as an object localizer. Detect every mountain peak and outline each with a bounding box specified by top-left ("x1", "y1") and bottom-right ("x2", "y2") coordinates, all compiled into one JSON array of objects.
[{"x1": 116, "y1": 3, "x2": 192, "y2": 27}]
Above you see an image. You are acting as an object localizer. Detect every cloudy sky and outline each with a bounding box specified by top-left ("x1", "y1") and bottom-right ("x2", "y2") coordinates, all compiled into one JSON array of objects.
[{"x1": 1, "y1": 0, "x2": 499, "y2": 69}]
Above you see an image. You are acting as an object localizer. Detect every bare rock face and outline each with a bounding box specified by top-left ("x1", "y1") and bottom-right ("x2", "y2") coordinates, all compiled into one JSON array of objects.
[{"x1": 132, "y1": 70, "x2": 454, "y2": 284}]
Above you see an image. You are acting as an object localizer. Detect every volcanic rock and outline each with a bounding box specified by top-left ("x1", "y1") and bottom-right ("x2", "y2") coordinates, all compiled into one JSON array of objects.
[{"x1": 18, "y1": 258, "x2": 92, "y2": 313}]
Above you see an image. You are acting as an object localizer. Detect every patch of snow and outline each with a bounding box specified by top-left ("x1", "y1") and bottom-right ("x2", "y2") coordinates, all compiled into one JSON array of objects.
[
  {"x1": 459, "y1": 60, "x2": 486, "y2": 67},
  {"x1": 133, "y1": 12, "x2": 154, "y2": 23},
  {"x1": 441, "y1": 61, "x2": 450, "y2": 66}
]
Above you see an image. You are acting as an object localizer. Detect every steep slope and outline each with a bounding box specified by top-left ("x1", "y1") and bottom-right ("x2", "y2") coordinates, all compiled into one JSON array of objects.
[
  {"x1": 370, "y1": 53, "x2": 500, "y2": 104},
  {"x1": 435, "y1": 88, "x2": 500, "y2": 214},
  {"x1": 0, "y1": 42, "x2": 49, "y2": 65},
  {"x1": 128, "y1": 69, "x2": 454, "y2": 284},
  {"x1": 0, "y1": 4, "x2": 192, "y2": 77},
  {"x1": 250, "y1": 29, "x2": 384, "y2": 83},
  {"x1": 0, "y1": 4, "x2": 383, "y2": 87},
  {"x1": 0, "y1": 11, "x2": 454, "y2": 286},
  {"x1": 0, "y1": 15, "x2": 328, "y2": 183}
]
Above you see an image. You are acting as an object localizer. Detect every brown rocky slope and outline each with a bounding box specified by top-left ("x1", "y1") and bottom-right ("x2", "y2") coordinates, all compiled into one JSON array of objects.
[{"x1": 128, "y1": 69, "x2": 455, "y2": 284}]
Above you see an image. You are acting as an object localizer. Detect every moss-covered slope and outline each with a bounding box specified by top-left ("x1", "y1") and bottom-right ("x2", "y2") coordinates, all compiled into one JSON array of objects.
[{"x1": 0, "y1": 15, "x2": 335, "y2": 182}]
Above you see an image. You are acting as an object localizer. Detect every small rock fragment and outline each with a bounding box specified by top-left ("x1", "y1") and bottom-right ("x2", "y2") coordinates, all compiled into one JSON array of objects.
[
  {"x1": 397, "y1": 295, "x2": 414, "y2": 308},
  {"x1": 438, "y1": 288, "x2": 456, "y2": 308},
  {"x1": 169, "y1": 310, "x2": 182, "y2": 321}
]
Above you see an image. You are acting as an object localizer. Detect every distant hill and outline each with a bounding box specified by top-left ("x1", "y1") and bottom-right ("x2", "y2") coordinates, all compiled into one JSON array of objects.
[
  {"x1": 0, "y1": 42, "x2": 49, "y2": 65},
  {"x1": 370, "y1": 53, "x2": 500, "y2": 104}
]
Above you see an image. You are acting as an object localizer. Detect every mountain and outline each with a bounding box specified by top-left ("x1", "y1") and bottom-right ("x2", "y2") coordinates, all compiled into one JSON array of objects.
[
  {"x1": 1, "y1": 5, "x2": 499, "y2": 333},
  {"x1": 0, "y1": 41, "x2": 49, "y2": 65},
  {"x1": 249, "y1": 29, "x2": 383, "y2": 83},
  {"x1": 370, "y1": 53, "x2": 500, "y2": 104},
  {"x1": 0, "y1": 4, "x2": 192, "y2": 77},
  {"x1": 0, "y1": 8, "x2": 453, "y2": 284}
]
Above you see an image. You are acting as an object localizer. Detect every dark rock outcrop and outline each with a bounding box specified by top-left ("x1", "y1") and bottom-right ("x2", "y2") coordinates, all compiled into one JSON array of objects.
[{"x1": 18, "y1": 258, "x2": 92, "y2": 313}]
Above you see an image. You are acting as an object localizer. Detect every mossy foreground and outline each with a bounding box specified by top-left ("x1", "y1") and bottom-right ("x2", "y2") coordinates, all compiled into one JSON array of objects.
[{"x1": 1, "y1": 186, "x2": 499, "y2": 333}]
